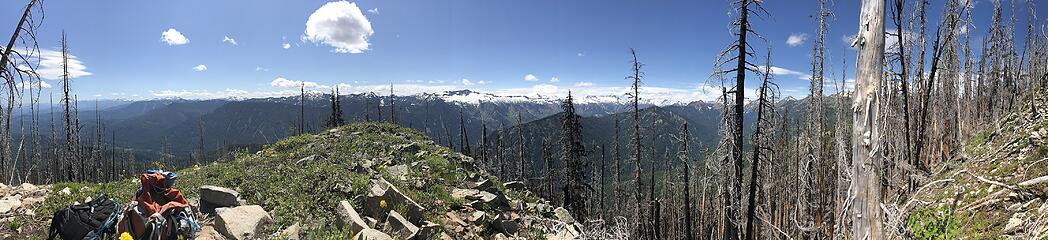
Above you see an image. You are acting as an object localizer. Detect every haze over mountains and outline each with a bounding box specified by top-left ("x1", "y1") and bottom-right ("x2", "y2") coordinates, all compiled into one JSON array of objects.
[{"x1": 12, "y1": 89, "x2": 818, "y2": 162}]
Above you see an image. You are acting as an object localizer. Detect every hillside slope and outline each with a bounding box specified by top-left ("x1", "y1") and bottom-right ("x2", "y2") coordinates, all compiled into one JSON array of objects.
[
  {"x1": 6, "y1": 122, "x2": 585, "y2": 239},
  {"x1": 908, "y1": 90, "x2": 1048, "y2": 239}
]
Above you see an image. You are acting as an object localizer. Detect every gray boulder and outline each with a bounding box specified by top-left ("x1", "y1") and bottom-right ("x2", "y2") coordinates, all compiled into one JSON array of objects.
[
  {"x1": 416, "y1": 221, "x2": 441, "y2": 239},
  {"x1": 490, "y1": 213, "x2": 520, "y2": 235},
  {"x1": 214, "y1": 205, "x2": 272, "y2": 240},
  {"x1": 503, "y1": 181, "x2": 525, "y2": 190},
  {"x1": 553, "y1": 207, "x2": 575, "y2": 225},
  {"x1": 352, "y1": 229, "x2": 394, "y2": 240},
  {"x1": 364, "y1": 178, "x2": 425, "y2": 223},
  {"x1": 0, "y1": 195, "x2": 21, "y2": 214},
  {"x1": 384, "y1": 210, "x2": 419, "y2": 239},
  {"x1": 336, "y1": 200, "x2": 370, "y2": 233},
  {"x1": 200, "y1": 185, "x2": 241, "y2": 213}
]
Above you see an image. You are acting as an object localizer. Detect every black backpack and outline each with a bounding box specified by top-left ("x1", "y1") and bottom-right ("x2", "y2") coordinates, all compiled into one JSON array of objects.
[{"x1": 47, "y1": 193, "x2": 122, "y2": 240}]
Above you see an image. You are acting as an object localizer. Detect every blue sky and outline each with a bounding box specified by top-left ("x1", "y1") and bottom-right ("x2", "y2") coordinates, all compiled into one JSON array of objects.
[{"x1": 1, "y1": 0, "x2": 1041, "y2": 103}]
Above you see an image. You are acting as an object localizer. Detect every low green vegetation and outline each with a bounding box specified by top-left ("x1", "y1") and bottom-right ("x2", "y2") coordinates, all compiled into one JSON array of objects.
[
  {"x1": 906, "y1": 206, "x2": 960, "y2": 240},
  {"x1": 29, "y1": 122, "x2": 472, "y2": 237}
]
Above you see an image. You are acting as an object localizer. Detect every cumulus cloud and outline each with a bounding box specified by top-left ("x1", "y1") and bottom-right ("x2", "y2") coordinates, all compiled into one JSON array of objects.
[
  {"x1": 193, "y1": 64, "x2": 208, "y2": 72},
  {"x1": 549, "y1": 77, "x2": 560, "y2": 83},
  {"x1": 18, "y1": 80, "x2": 51, "y2": 89},
  {"x1": 523, "y1": 74, "x2": 539, "y2": 81},
  {"x1": 270, "y1": 77, "x2": 324, "y2": 88},
  {"x1": 161, "y1": 28, "x2": 189, "y2": 45},
  {"x1": 28, "y1": 49, "x2": 93, "y2": 80},
  {"x1": 282, "y1": 42, "x2": 291, "y2": 49},
  {"x1": 255, "y1": 66, "x2": 269, "y2": 72},
  {"x1": 150, "y1": 88, "x2": 300, "y2": 100},
  {"x1": 758, "y1": 65, "x2": 813, "y2": 81},
  {"x1": 786, "y1": 33, "x2": 808, "y2": 47},
  {"x1": 461, "y1": 78, "x2": 475, "y2": 86},
  {"x1": 574, "y1": 82, "x2": 593, "y2": 87},
  {"x1": 303, "y1": 1, "x2": 374, "y2": 54},
  {"x1": 223, "y1": 36, "x2": 238, "y2": 46},
  {"x1": 367, "y1": 8, "x2": 378, "y2": 14}
]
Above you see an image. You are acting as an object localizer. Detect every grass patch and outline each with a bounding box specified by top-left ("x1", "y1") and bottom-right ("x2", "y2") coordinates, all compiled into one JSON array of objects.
[
  {"x1": 907, "y1": 206, "x2": 960, "y2": 240},
  {"x1": 27, "y1": 122, "x2": 477, "y2": 237}
]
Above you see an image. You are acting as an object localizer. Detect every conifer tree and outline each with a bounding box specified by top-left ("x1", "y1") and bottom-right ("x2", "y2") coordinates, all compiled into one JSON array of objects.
[{"x1": 560, "y1": 92, "x2": 589, "y2": 220}]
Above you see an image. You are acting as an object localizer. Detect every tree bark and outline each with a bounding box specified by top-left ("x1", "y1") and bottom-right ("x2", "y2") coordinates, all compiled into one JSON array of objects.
[{"x1": 850, "y1": 0, "x2": 886, "y2": 238}]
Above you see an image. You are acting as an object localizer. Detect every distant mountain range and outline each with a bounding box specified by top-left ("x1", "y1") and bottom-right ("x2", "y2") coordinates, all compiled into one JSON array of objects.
[{"x1": 10, "y1": 89, "x2": 828, "y2": 164}]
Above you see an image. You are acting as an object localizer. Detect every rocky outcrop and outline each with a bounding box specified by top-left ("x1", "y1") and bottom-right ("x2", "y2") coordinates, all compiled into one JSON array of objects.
[
  {"x1": 384, "y1": 210, "x2": 419, "y2": 239},
  {"x1": 336, "y1": 200, "x2": 369, "y2": 233},
  {"x1": 214, "y1": 205, "x2": 272, "y2": 240},
  {"x1": 364, "y1": 177, "x2": 425, "y2": 223},
  {"x1": 352, "y1": 228, "x2": 394, "y2": 240}
]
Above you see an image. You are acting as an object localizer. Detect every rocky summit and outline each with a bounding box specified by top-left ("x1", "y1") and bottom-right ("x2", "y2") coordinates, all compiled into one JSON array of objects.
[{"x1": 0, "y1": 122, "x2": 584, "y2": 239}]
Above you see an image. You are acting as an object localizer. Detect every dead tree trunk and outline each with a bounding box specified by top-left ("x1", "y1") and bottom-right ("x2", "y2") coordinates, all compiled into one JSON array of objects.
[{"x1": 850, "y1": 0, "x2": 886, "y2": 238}]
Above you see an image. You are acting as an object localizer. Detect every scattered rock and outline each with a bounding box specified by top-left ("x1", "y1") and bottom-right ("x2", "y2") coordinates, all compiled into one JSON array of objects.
[
  {"x1": 553, "y1": 207, "x2": 575, "y2": 225},
  {"x1": 215, "y1": 205, "x2": 272, "y2": 240},
  {"x1": 417, "y1": 221, "x2": 441, "y2": 239},
  {"x1": 1004, "y1": 213, "x2": 1025, "y2": 234},
  {"x1": 364, "y1": 178, "x2": 425, "y2": 223},
  {"x1": 384, "y1": 210, "x2": 420, "y2": 239},
  {"x1": 490, "y1": 213, "x2": 520, "y2": 235},
  {"x1": 194, "y1": 225, "x2": 226, "y2": 240},
  {"x1": 397, "y1": 142, "x2": 421, "y2": 154},
  {"x1": 295, "y1": 155, "x2": 316, "y2": 164},
  {"x1": 503, "y1": 181, "x2": 525, "y2": 190},
  {"x1": 18, "y1": 183, "x2": 36, "y2": 192},
  {"x1": 0, "y1": 195, "x2": 22, "y2": 214},
  {"x1": 465, "y1": 180, "x2": 493, "y2": 191},
  {"x1": 364, "y1": 216, "x2": 379, "y2": 228},
  {"x1": 280, "y1": 222, "x2": 301, "y2": 240},
  {"x1": 58, "y1": 187, "x2": 71, "y2": 195},
  {"x1": 352, "y1": 228, "x2": 394, "y2": 240},
  {"x1": 336, "y1": 200, "x2": 370, "y2": 233},
  {"x1": 200, "y1": 185, "x2": 241, "y2": 213}
]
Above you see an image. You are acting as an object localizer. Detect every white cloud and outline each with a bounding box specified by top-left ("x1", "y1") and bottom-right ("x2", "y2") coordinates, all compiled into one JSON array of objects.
[
  {"x1": 303, "y1": 1, "x2": 374, "y2": 54},
  {"x1": 222, "y1": 36, "x2": 238, "y2": 46},
  {"x1": 477, "y1": 80, "x2": 489, "y2": 85},
  {"x1": 18, "y1": 80, "x2": 51, "y2": 89},
  {"x1": 842, "y1": 34, "x2": 857, "y2": 46},
  {"x1": 31, "y1": 49, "x2": 93, "y2": 80},
  {"x1": 523, "y1": 74, "x2": 539, "y2": 81},
  {"x1": 255, "y1": 66, "x2": 269, "y2": 72},
  {"x1": 574, "y1": 82, "x2": 593, "y2": 87},
  {"x1": 786, "y1": 33, "x2": 808, "y2": 47},
  {"x1": 161, "y1": 28, "x2": 189, "y2": 45},
  {"x1": 577, "y1": 52, "x2": 584, "y2": 57},
  {"x1": 193, "y1": 64, "x2": 208, "y2": 72},
  {"x1": 150, "y1": 88, "x2": 300, "y2": 100},
  {"x1": 282, "y1": 42, "x2": 291, "y2": 49},
  {"x1": 461, "y1": 78, "x2": 475, "y2": 86},
  {"x1": 367, "y1": 8, "x2": 379, "y2": 14},
  {"x1": 270, "y1": 77, "x2": 324, "y2": 89},
  {"x1": 550, "y1": 77, "x2": 559, "y2": 83},
  {"x1": 758, "y1": 65, "x2": 814, "y2": 81}
]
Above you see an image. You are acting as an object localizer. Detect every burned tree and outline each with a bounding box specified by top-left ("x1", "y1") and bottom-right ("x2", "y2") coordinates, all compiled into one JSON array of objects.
[
  {"x1": 850, "y1": 0, "x2": 886, "y2": 238},
  {"x1": 517, "y1": 113, "x2": 526, "y2": 185},
  {"x1": 626, "y1": 47, "x2": 644, "y2": 232},
  {"x1": 458, "y1": 110, "x2": 471, "y2": 156},
  {"x1": 745, "y1": 50, "x2": 777, "y2": 240},
  {"x1": 713, "y1": 0, "x2": 764, "y2": 238}
]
